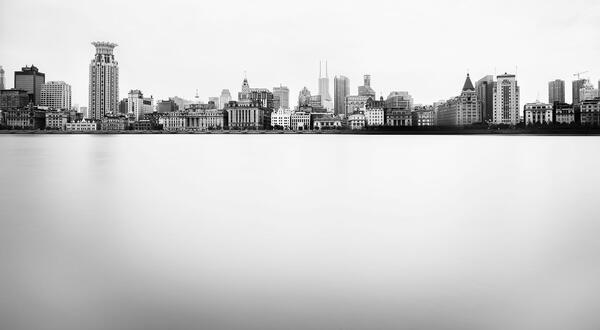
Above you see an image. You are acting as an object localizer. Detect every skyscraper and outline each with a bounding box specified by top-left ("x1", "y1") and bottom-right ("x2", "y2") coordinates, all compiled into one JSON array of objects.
[
  {"x1": 219, "y1": 89, "x2": 232, "y2": 109},
  {"x1": 14, "y1": 65, "x2": 45, "y2": 105},
  {"x1": 476, "y1": 75, "x2": 494, "y2": 123},
  {"x1": 548, "y1": 79, "x2": 565, "y2": 104},
  {"x1": 89, "y1": 42, "x2": 119, "y2": 120},
  {"x1": 334, "y1": 75, "x2": 350, "y2": 116},
  {"x1": 358, "y1": 74, "x2": 376, "y2": 98},
  {"x1": 572, "y1": 79, "x2": 586, "y2": 105},
  {"x1": 40, "y1": 81, "x2": 72, "y2": 109},
  {"x1": 273, "y1": 85, "x2": 290, "y2": 110},
  {"x1": 318, "y1": 61, "x2": 332, "y2": 110},
  {"x1": 0, "y1": 66, "x2": 5, "y2": 90},
  {"x1": 493, "y1": 73, "x2": 520, "y2": 125},
  {"x1": 128, "y1": 90, "x2": 154, "y2": 120}
]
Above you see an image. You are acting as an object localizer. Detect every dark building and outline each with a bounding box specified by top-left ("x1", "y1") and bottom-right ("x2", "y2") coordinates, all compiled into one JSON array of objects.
[
  {"x1": 548, "y1": 79, "x2": 565, "y2": 104},
  {"x1": 572, "y1": 79, "x2": 586, "y2": 105},
  {"x1": 3, "y1": 106, "x2": 46, "y2": 129},
  {"x1": 476, "y1": 75, "x2": 494, "y2": 123},
  {"x1": 1, "y1": 89, "x2": 30, "y2": 110},
  {"x1": 157, "y1": 99, "x2": 179, "y2": 113},
  {"x1": 119, "y1": 98, "x2": 128, "y2": 114},
  {"x1": 14, "y1": 65, "x2": 45, "y2": 105}
]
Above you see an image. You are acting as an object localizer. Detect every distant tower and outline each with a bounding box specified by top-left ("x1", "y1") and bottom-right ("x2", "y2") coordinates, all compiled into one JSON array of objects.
[
  {"x1": 318, "y1": 61, "x2": 332, "y2": 110},
  {"x1": 334, "y1": 75, "x2": 350, "y2": 116},
  {"x1": 220, "y1": 89, "x2": 232, "y2": 109},
  {"x1": 89, "y1": 42, "x2": 119, "y2": 120},
  {"x1": 273, "y1": 85, "x2": 290, "y2": 110},
  {"x1": 358, "y1": 74, "x2": 376, "y2": 98},
  {"x1": 238, "y1": 77, "x2": 251, "y2": 101},
  {"x1": 15, "y1": 65, "x2": 46, "y2": 105},
  {"x1": 548, "y1": 79, "x2": 565, "y2": 104},
  {"x1": 0, "y1": 66, "x2": 5, "y2": 90},
  {"x1": 572, "y1": 79, "x2": 586, "y2": 105}
]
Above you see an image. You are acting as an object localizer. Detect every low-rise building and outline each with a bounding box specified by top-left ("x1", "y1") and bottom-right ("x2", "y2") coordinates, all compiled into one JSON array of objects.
[
  {"x1": 3, "y1": 108, "x2": 46, "y2": 129},
  {"x1": 101, "y1": 115, "x2": 129, "y2": 131},
  {"x1": 226, "y1": 101, "x2": 271, "y2": 130},
  {"x1": 45, "y1": 111, "x2": 68, "y2": 130},
  {"x1": 313, "y1": 116, "x2": 342, "y2": 130},
  {"x1": 412, "y1": 105, "x2": 436, "y2": 126},
  {"x1": 365, "y1": 98, "x2": 385, "y2": 127},
  {"x1": 159, "y1": 112, "x2": 186, "y2": 131},
  {"x1": 345, "y1": 95, "x2": 369, "y2": 116},
  {"x1": 132, "y1": 120, "x2": 154, "y2": 131},
  {"x1": 523, "y1": 102, "x2": 553, "y2": 125},
  {"x1": 185, "y1": 109, "x2": 227, "y2": 130},
  {"x1": 580, "y1": 98, "x2": 600, "y2": 126},
  {"x1": 553, "y1": 103, "x2": 575, "y2": 125},
  {"x1": 348, "y1": 112, "x2": 366, "y2": 130},
  {"x1": 271, "y1": 109, "x2": 292, "y2": 130},
  {"x1": 290, "y1": 111, "x2": 311, "y2": 130},
  {"x1": 65, "y1": 120, "x2": 97, "y2": 131}
]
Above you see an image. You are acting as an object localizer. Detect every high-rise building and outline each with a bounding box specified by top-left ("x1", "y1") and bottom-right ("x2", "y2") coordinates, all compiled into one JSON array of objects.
[
  {"x1": 318, "y1": 61, "x2": 332, "y2": 111},
  {"x1": 579, "y1": 80, "x2": 599, "y2": 102},
  {"x1": 548, "y1": 79, "x2": 565, "y2": 104},
  {"x1": 493, "y1": 73, "x2": 520, "y2": 125},
  {"x1": 14, "y1": 65, "x2": 45, "y2": 105},
  {"x1": 476, "y1": 75, "x2": 494, "y2": 123},
  {"x1": 334, "y1": 75, "x2": 350, "y2": 116},
  {"x1": 89, "y1": 42, "x2": 119, "y2": 120},
  {"x1": 127, "y1": 90, "x2": 154, "y2": 121},
  {"x1": 273, "y1": 85, "x2": 290, "y2": 110},
  {"x1": 0, "y1": 66, "x2": 5, "y2": 90},
  {"x1": 40, "y1": 81, "x2": 72, "y2": 109},
  {"x1": 572, "y1": 79, "x2": 586, "y2": 105},
  {"x1": 358, "y1": 74, "x2": 376, "y2": 98},
  {"x1": 219, "y1": 89, "x2": 232, "y2": 109}
]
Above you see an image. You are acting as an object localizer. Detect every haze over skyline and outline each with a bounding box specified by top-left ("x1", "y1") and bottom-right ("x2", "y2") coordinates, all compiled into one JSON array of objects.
[{"x1": 1, "y1": 0, "x2": 599, "y2": 107}]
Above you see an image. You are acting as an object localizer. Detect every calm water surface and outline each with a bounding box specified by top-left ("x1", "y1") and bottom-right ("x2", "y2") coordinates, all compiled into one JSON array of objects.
[{"x1": 1, "y1": 135, "x2": 599, "y2": 330}]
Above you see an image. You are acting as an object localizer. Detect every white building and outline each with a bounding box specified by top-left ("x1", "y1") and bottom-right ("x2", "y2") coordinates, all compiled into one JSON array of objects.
[
  {"x1": 365, "y1": 107, "x2": 384, "y2": 126},
  {"x1": 290, "y1": 112, "x2": 311, "y2": 130},
  {"x1": 89, "y1": 42, "x2": 119, "y2": 120},
  {"x1": 271, "y1": 109, "x2": 291, "y2": 130},
  {"x1": 493, "y1": 73, "x2": 520, "y2": 125},
  {"x1": 579, "y1": 80, "x2": 599, "y2": 102},
  {"x1": 128, "y1": 90, "x2": 154, "y2": 121},
  {"x1": 348, "y1": 112, "x2": 366, "y2": 130},
  {"x1": 523, "y1": 102, "x2": 553, "y2": 125},
  {"x1": 66, "y1": 120, "x2": 97, "y2": 131},
  {"x1": 40, "y1": 81, "x2": 71, "y2": 109},
  {"x1": 159, "y1": 113, "x2": 186, "y2": 131}
]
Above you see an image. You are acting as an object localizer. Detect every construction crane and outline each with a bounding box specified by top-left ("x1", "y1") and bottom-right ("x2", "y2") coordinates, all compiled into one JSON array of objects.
[{"x1": 573, "y1": 71, "x2": 589, "y2": 80}]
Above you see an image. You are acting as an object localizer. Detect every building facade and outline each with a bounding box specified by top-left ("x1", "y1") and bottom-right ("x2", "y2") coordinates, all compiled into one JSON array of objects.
[
  {"x1": 554, "y1": 103, "x2": 575, "y2": 125},
  {"x1": 523, "y1": 102, "x2": 553, "y2": 125},
  {"x1": 40, "y1": 81, "x2": 71, "y2": 109},
  {"x1": 14, "y1": 65, "x2": 45, "y2": 105},
  {"x1": 476, "y1": 75, "x2": 494, "y2": 123},
  {"x1": 580, "y1": 98, "x2": 600, "y2": 126},
  {"x1": 437, "y1": 74, "x2": 481, "y2": 126},
  {"x1": 348, "y1": 112, "x2": 366, "y2": 130},
  {"x1": 271, "y1": 109, "x2": 292, "y2": 129},
  {"x1": 65, "y1": 120, "x2": 98, "y2": 131},
  {"x1": 412, "y1": 106, "x2": 436, "y2": 126},
  {"x1": 572, "y1": 79, "x2": 586, "y2": 105},
  {"x1": 273, "y1": 86, "x2": 290, "y2": 110},
  {"x1": 127, "y1": 90, "x2": 154, "y2": 120},
  {"x1": 45, "y1": 111, "x2": 69, "y2": 130},
  {"x1": 219, "y1": 89, "x2": 232, "y2": 110},
  {"x1": 493, "y1": 73, "x2": 520, "y2": 125},
  {"x1": 0, "y1": 89, "x2": 29, "y2": 110},
  {"x1": 226, "y1": 101, "x2": 270, "y2": 130},
  {"x1": 89, "y1": 42, "x2": 119, "y2": 120},
  {"x1": 358, "y1": 75, "x2": 376, "y2": 98},
  {"x1": 345, "y1": 95, "x2": 369, "y2": 115},
  {"x1": 334, "y1": 75, "x2": 350, "y2": 116},
  {"x1": 548, "y1": 79, "x2": 565, "y2": 104}
]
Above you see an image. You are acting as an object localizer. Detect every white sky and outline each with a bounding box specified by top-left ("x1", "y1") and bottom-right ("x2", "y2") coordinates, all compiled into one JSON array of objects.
[{"x1": 1, "y1": 0, "x2": 599, "y2": 107}]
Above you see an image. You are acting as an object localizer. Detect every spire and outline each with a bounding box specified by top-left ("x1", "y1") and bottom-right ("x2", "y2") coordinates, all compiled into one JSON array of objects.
[
  {"x1": 462, "y1": 73, "x2": 475, "y2": 91},
  {"x1": 319, "y1": 61, "x2": 322, "y2": 79},
  {"x1": 326, "y1": 60, "x2": 328, "y2": 78}
]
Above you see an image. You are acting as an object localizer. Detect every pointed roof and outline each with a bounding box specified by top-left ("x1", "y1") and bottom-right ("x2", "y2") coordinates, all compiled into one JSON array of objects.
[{"x1": 462, "y1": 74, "x2": 475, "y2": 91}]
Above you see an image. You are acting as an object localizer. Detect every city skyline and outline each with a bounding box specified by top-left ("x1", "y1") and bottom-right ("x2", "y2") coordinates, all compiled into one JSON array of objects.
[{"x1": 1, "y1": 0, "x2": 599, "y2": 108}]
